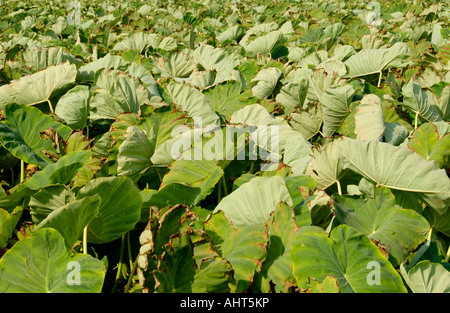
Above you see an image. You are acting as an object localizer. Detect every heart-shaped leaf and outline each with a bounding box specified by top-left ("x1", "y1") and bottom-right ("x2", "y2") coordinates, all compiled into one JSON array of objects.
[
  {"x1": 34, "y1": 195, "x2": 101, "y2": 250},
  {"x1": 0, "y1": 62, "x2": 77, "y2": 109},
  {"x1": 214, "y1": 176, "x2": 293, "y2": 229},
  {"x1": 0, "y1": 228, "x2": 105, "y2": 292},
  {"x1": 338, "y1": 138, "x2": 450, "y2": 214},
  {"x1": 204, "y1": 210, "x2": 268, "y2": 292},
  {"x1": 333, "y1": 187, "x2": 430, "y2": 263},
  {"x1": 291, "y1": 224, "x2": 407, "y2": 293},
  {"x1": 76, "y1": 176, "x2": 142, "y2": 244},
  {"x1": 401, "y1": 261, "x2": 450, "y2": 293},
  {"x1": 55, "y1": 85, "x2": 90, "y2": 130},
  {"x1": 0, "y1": 103, "x2": 72, "y2": 168}
]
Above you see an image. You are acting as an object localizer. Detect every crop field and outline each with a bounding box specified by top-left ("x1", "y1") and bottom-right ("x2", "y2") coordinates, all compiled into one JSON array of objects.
[{"x1": 0, "y1": 0, "x2": 449, "y2": 294}]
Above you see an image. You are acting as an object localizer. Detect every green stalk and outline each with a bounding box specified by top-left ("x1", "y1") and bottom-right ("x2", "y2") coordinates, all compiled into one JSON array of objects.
[
  {"x1": 414, "y1": 112, "x2": 419, "y2": 130},
  {"x1": 336, "y1": 180, "x2": 342, "y2": 196},
  {"x1": 221, "y1": 175, "x2": 228, "y2": 197},
  {"x1": 409, "y1": 228, "x2": 433, "y2": 269},
  {"x1": 127, "y1": 232, "x2": 133, "y2": 270},
  {"x1": 112, "y1": 234, "x2": 126, "y2": 293},
  {"x1": 156, "y1": 170, "x2": 162, "y2": 182},
  {"x1": 427, "y1": 227, "x2": 433, "y2": 241},
  {"x1": 83, "y1": 226, "x2": 88, "y2": 255},
  {"x1": 20, "y1": 160, "x2": 24, "y2": 183},
  {"x1": 124, "y1": 256, "x2": 139, "y2": 293},
  {"x1": 377, "y1": 71, "x2": 383, "y2": 88},
  {"x1": 47, "y1": 99, "x2": 54, "y2": 113}
]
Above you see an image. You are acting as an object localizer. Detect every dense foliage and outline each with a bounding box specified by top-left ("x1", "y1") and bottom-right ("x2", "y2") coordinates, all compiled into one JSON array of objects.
[{"x1": 0, "y1": 0, "x2": 449, "y2": 293}]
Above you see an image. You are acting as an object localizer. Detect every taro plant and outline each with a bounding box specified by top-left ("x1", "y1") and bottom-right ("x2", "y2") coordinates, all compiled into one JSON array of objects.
[{"x1": 0, "y1": 0, "x2": 449, "y2": 294}]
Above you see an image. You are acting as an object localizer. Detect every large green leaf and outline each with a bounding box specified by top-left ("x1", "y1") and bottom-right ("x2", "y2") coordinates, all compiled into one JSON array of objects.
[
  {"x1": 76, "y1": 176, "x2": 142, "y2": 244},
  {"x1": 401, "y1": 80, "x2": 443, "y2": 123},
  {"x1": 203, "y1": 81, "x2": 248, "y2": 121},
  {"x1": 288, "y1": 104, "x2": 323, "y2": 140},
  {"x1": 77, "y1": 54, "x2": 127, "y2": 81},
  {"x1": 229, "y1": 103, "x2": 297, "y2": 157},
  {"x1": 283, "y1": 133, "x2": 312, "y2": 176},
  {"x1": 344, "y1": 42, "x2": 410, "y2": 78},
  {"x1": 305, "y1": 138, "x2": 346, "y2": 190},
  {"x1": 306, "y1": 68, "x2": 347, "y2": 103},
  {"x1": 112, "y1": 32, "x2": 160, "y2": 53},
  {"x1": 354, "y1": 94, "x2": 385, "y2": 141},
  {"x1": 153, "y1": 231, "x2": 196, "y2": 292},
  {"x1": 18, "y1": 151, "x2": 91, "y2": 192},
  {"x1": 401, "y1": 261, "x2": 450, "y2": 293},
  {"x1": 0, "y1": 103, "x2": 72, "y2": 168},
  {"x1": 320, "y1": 85, "x2": 356, "y2": 137},
  {"x1": 117, "y1": 125, "x2": 157, "y2": 181},
  {"x1": 55, "y1": 85, "x2": 90, "y2": 130},
  {"x1": 204, "y1": 210, "x2": 268, "y2": 292},
  {"x1": 291, "y1": 224, "x2": 408, "y2": 293},
  {"x1": 333, "y1": 187, "x2": 430, "y2": 263},
  {"x1": 34, "y1": 195, "x2": 101, "y2": 250},
  {"x1": 126, "y1": 62, "x2": 160, "y2": 100},
  {"x1": 216, "y1": 25, "x2": 246, "y2": 44},
  {"x1": 0, "y1": 151, "x2": 91, "y2": 210},
  {"x1": 0, "y1": 62, "x2": 77, "y2": 109},
  {"x1": 166, "y1": 82, "x2": 220, "y2": 126},
  {"x1": 435, "y1": 84, "x2": 450, "y2": 121},
  {"x1": 242, "y1": 30, "x2": 285, "y2": 55},
  {"x1": 158, "y1": 159, "x2": 224, "y2": 206},
  {"x1": 214, "y1": 176, "x2": 293, "y2": 229},
  {"x1": 154, "y1": 232, "x2": 233, "y2": 293},
  {"x1": 89, "y1": 69, "x2": 150, "y2": 121},
  {"x1": 29, "y1": 185, "x2": 76, "y2": 224},
  {"x1": 138, "y1": 206, "x2": 232, "y2": 293},
  {"x1": 193, "y1": 44, "x2": 227, "y2": 72},
  {"x1": 251, "y1": 67, "x2": 282, "y2": 100},
  {"x1": 408, "y1": 122, "x2": 450, "y2": 169},
  {"x1": 275, "y1": 79, "x2": 309, "y2": 115},
  {"x1": 155, "y1": 50, "x2": 197, "y2": 79},
  {"x1": 338, "y1": 138, "x2": 450, "y2": 213},
  {"x1": 422, "y1": 207, "x2": 450, "y2": 237},
  {"x1": 255, "y1": 202, "x2": 298, "y2": 293},
  {"x1": 0, "y1": 228, "x2": 105, "y2": 292},
  {"x1": 0, "y1": 206, "x2": 22, "y2": 248},
  {"x1": 21, "y1": 47, "x2": 81, "y2": 73}
]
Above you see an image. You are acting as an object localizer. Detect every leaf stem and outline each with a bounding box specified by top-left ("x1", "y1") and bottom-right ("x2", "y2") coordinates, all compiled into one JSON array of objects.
[
  {"x1": 112, "y1": 234, "x2": 126, "y2": 293},
  {"x1": 336, "y1": 180, "x2": 342, "y2": 196},
  {"x1": 445, "y1": 245, "x2": 450, "y2": 263},
  {"x1": 127, "y1": 232, "x2": 133, "y2": 269},
  {"x1": 124, "y1": 256, "x2": 139, "y2": 293},
  {"x1": 47, "y1": 99, "x2": 54, "y2": 113},
  {"x1": 20, "y1": 160, "x2": 24, "y2": 183},
  {"x1": 156, "y1": 170, "x2": 162, "y2": 182},
  {"x1": 414, "y1": 112, "x2": 419, "y2": 130},
  {"x1": 377, "y1": 71, "x2": 382, "y2": 88},
  {"x1": 83, "y1": 226, "x2": 88, "y2": 255},
  {"x1": 221, "y1": 174, "x2": 228, "y2": 197}
]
